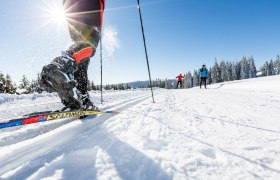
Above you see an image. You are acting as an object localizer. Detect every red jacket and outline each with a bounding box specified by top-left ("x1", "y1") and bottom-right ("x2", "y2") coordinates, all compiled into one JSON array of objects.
[{"x1": 176, "y1": 75, "x2": 184, "y2": 81}]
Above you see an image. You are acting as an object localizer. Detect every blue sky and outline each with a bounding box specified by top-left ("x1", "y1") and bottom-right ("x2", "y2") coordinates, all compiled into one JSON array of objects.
[{"x1": 0, "y1": 0, "x2": 280, "y2": 84}]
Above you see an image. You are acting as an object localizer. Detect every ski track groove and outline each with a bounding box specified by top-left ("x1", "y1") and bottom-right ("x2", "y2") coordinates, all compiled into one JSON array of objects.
[
  {"x1": 0, "y1": 92, "x2": 157, "y2": 147},
  {"x1": 0, "y1": 92, "x2": 158, "y2": 176}
]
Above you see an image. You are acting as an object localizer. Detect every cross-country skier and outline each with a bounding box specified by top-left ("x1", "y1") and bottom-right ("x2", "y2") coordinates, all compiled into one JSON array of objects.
[
  {"x1": 40, "y1": 0, "x2": 106, "y2": 111},
  {"x1": 199, "y1": 65, "x2": 208, "y2": 89},
  {"x1": 176, "y1": 74, "x2": 184, "y2": 89}
]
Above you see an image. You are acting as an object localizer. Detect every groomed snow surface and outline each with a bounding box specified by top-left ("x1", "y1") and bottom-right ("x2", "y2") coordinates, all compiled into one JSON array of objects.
[{"x1": 0, "y1": 76, "x2": 280, "y2": 180}]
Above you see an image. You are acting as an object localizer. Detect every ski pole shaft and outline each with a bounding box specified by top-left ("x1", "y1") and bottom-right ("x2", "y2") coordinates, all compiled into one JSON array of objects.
[
  {"x1": 137, "y1": 0, "x2": 155, "y2": 103},
  {"x1": 100, "y1": 28, "x2": 103, "y2": 104}
]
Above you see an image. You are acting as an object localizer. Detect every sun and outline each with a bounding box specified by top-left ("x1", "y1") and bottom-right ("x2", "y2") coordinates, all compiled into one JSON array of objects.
[{"x1": 50, "y1": 7, "x2": 66, "y2": 23}]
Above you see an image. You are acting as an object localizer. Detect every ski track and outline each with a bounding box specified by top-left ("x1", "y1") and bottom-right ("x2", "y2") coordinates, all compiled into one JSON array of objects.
[
  {"x1": 0, "y1": 90, "x2": 157, "y2": 147},
  {"x1": 0, "y1": 90, "x2": 158, "y2": 178},
  {"x1": 0, "y1": 76, "x2": 280, "y2": 179},
  {"x1": 0, "y1": 90, "x2": 154, "y2": 121}
]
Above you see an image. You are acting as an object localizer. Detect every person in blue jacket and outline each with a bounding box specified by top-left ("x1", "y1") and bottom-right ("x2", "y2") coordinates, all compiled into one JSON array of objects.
[{"x1": 199, "y1": 65, "x2": 208, "y2": 89}]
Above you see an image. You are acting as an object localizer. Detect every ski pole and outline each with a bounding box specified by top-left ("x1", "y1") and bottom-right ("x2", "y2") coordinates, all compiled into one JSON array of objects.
[{"x1": 137, "y1": 0, "x2": 155, "y2": 103}]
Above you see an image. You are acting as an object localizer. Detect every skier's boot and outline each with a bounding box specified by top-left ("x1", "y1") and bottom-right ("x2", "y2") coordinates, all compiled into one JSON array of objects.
[
  {"x1": 58, "y1": 88, "x2": 83, "y2": 111},
  {"x1": 40, "y1": 62, "x2": 82, "y2": 111},
  {"x1": 80, "y1": 93, "x2": 99, "y2": 111}
]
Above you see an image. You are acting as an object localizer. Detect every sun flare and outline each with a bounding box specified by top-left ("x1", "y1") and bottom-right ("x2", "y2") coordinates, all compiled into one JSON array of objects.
[{"x1": 50, "y1": 7, "x2": 66, "y2": 23}]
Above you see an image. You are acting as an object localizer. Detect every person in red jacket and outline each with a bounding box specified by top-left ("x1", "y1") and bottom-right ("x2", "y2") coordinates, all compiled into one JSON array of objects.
[{"x1": 176, "y1": 74, "x2": 184, "y2": 89}]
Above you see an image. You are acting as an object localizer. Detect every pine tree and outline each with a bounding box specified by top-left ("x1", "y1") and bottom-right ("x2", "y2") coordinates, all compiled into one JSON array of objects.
[
  {"x1": 207, "y1": 68, "x2": 212, "y2": 85},
  {"x1": 248, "y1": 56, "x2": 257, "y2": 78},
  {"x1": 19, "y1": 75, "x2": 30, "y2": 90},
  {"x1": 127, "y1": 83, "x2": 132, "y2": 89},
  {"x1": 262, "y1": 61, "x2": 269, "y2": 76},
  {"x1": 231, "y1": 61, "x2": 237, "y2": 80},
  {"x1": 29, "y1": 79, "x2": 39, "y2": 93},
  {"x1": 240, "y1": 57, "x2": 249, "y2": 79},
  {"x1": 274, "y1": 55, "x2": 280, "y2": 75},
  {"x1": 269, "y1": 59, "x2": 274, "y2": 75},
  {"x1": 90, "y1": 81, "x2": 96, "y2": 90},
  {"x1": 211, "y1": 60, "x2": 221, "y2": 83},
  {"x1": 12, "y1": 83, "x2": 17, "y2": 94},
  {"x1": 5, "y1": 74, "x2": 15, "y2": 94},
  {"x1": 184, "y1": 71, "x2": 193, "y2": 88},
  {"x1": 165, "y1": 78, "x2": 169, "y2": 89},
  {"x1": 226, "y1": 62, "x2": 233, "y2": 81},
  {"x1": 220, "y1": 61, "x2": 227, "y2": 82},
  {"x1": 235, "y1": 61, "x2": 241, "y2": 80},
  {"x1": 0, "y1": 72, "x2": 5, "y2": 93},
  {"x1": 261, "y1": 60, "x2": 273, "y2": 76},
  {"x1": 183, "y1": 75, "x2": 186, "y2": 88},
  {"x1": 193, "y1": 70, "x2": 199, "y2": 87}
]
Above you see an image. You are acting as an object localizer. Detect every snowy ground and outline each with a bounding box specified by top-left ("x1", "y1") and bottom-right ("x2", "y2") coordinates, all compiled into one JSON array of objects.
[{"x1": 0, "y1": 76, "x2": 280, "y2": 179}]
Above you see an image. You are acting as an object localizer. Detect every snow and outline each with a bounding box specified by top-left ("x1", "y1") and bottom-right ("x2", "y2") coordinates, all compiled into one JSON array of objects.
[
  {"x1": 1, "y1": 76, "x2": 280, "y2": 179},
  {"x1": 257, "y1": 71, "x2": 263, "y2": 77}
]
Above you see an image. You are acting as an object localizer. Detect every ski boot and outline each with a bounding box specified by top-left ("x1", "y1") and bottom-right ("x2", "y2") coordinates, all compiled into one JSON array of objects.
[
  {"x1": 80, "y1": 93, "x2": 99, "y2": 111},
  {"x1": 58, "y1": 87, "x2": 83, "y2": 112}
]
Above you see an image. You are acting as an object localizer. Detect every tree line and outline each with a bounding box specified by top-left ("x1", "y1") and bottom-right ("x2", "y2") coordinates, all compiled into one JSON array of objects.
[
  {"x1": 259, "y1": 55, "x2": 280, "y2": 76},
  {"x1": 0, "y1": 55, "x2": 279, "y2": 93},
  {"x1": 88, "y1": 81, "x2": 132, "y2": 91},
  {"x1": 0, "y1": 73, "x2": 147, "y2": 94},
  {"x1": 0, "y1": 73, "x2": 41, "y2": 94},
  {"x1": 180, "y1": 55, "x2": 280, "y2": 88}
]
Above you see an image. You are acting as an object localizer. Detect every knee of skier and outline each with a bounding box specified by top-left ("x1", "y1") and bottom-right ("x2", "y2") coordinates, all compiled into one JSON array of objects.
[{"x1": 68, "y1": 41, "x2": 95, "y2": 61}]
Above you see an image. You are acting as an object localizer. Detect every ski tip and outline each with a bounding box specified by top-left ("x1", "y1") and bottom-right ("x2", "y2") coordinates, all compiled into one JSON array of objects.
[{"x1": 106, "y1": 110, "x2": 118, "y2": 113}]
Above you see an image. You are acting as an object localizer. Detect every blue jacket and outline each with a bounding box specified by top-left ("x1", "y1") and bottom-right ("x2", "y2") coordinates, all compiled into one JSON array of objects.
[{"x1": 199, "y1": 68, "x2": 208, "y2": 78}]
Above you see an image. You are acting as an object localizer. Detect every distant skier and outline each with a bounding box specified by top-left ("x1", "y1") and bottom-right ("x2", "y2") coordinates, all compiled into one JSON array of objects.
[
  {"x1": 176, "y1": 74, "x2": 184, "y2": 89},
  {"x1": 40, "y1": 0, "x2": 106, "y2": 111},
  {"x1": 199, "y1": 65, "x2": 208, "y2": 89}
]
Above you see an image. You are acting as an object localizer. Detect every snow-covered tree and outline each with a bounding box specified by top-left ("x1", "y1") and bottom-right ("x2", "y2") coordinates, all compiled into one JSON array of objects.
[
  {"x1": 90, "y1": 81, "x2": 96, "y2": 90},
  {"x1": 225, "y1": 62, "x2": 233, "y2": 81},
  {"x1": 231, "y1": 61, "x2": 237, "y2": 80},
  {"x1": 19, "y1": 75, "x2": 30, "y2": 90},
  {"x1": 29, "y1": 79, "x2": 39, "y2": 93},
  {"x1": 4, "y1": 74, "x2": 16, "y2": 94},
  {"x1": 264, "y1": 61, "x2": 270, "y2": 76},
  {"x1": 207, "y1": 68, "x2": 212, "y2": 84},
  {"x1": 248, "y1": 56, "x2": 257, "y2": 78},
  {"x1": 220, "y1": 61, "x2": 227, "y2": 82},
  {"x1": 260, "y1": 60, "x2": 274, "y2": 76},
  {"x1": 193, "y1": 70, "x2": 199, "y2": 87},
  {"x1": 211, "y1": 60, "x2": 221, "y2": 83},
  {"x1": 0, "y1": 72, "x2": 5, "y2": 93},
  {"x1": 236, "y1": 61, "x2": 241, "y2": 80},
  {"x1": 184, "y1": 71, "x2": 193, "y2": 88},
  {"x1": 165, "y1": 78, "x2": 170, "y2": 89},
  {"x1": 260, "y1": 60, "x2": 273, "y2": 76},
  {"x1": 240, "y1": 57, "x2": 249, "y2": 79},
  {"x1": 269, "y1": 59, "x2": 274, "y2": 75},
  {"x1": 274, "y1": 55, "x2": 280, "y2": 75},
  {"x1": 259, "y1": 61, "x2": 266, "y2": 76}
]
